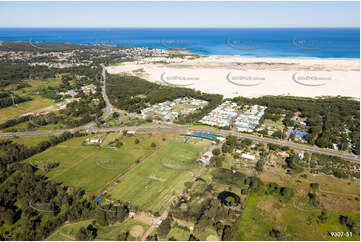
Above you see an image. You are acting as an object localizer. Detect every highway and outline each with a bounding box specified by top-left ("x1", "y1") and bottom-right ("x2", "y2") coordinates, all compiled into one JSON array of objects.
[
  {"x1": 0, "y1": 123, "x2": 359, "y2": 163},
  {"x1": 100, "y1": 64, "x2": 113, "y2": 121}
]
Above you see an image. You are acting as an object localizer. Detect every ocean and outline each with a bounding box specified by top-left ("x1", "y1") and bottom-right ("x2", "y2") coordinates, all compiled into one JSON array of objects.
[{"x1": 0, "y1": 28, "x2": 359, "y2": 58}]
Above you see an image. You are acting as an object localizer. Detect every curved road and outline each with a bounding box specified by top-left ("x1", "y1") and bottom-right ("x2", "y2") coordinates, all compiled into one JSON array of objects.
[{"x1": 0, "y1": 124, "x2": 359, "y2": 163}]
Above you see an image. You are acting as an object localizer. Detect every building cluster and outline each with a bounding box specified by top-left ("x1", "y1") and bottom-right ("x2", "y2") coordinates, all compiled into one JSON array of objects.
[
  {"x1": 199, "y1": 101, "x2": 238, "y2": 127},
  {"x1": 234, "y1": 105, "x2": 267, "y2": 132},
  {"x1": 199, "y1": 101, "x2": 267, "y2": 132},
  {"x1": 141, "y1": 97, "x2": 208, "y2": 121},
  {"x1": 0, "y1": 44, "x2": 172, "y2": 67}
]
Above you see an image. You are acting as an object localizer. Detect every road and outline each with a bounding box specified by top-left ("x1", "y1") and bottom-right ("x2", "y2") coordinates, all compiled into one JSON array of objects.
[
  {"x1": 141, "y1": 207, "x2": 170, "y2": 241},
  {"x1": 0, "y1": 124, "x2": 359, "y2": 163},
  {"x1": 100, "y1": 64, "x2": 113, "y2": 121}
]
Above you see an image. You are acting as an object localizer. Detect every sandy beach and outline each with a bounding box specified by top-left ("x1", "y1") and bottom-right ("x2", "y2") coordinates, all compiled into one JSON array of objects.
[{"x1": 106, "y1": 55, "x2": 360, "y2": 99}]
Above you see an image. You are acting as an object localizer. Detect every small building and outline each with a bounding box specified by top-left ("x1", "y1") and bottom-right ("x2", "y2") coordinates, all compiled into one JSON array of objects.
[
  {"x1": 86, "y1": 138, "x2": 103, "y2": 144},
  {"x1": 199, "y1": 151, "x2": 213, "y2": 164},
  {"x1": 241, "y1": 153, "x2": 255, "y2": 161},
  {"x1": 277, "y1": 151, "x2": 289, "y2": 158}
]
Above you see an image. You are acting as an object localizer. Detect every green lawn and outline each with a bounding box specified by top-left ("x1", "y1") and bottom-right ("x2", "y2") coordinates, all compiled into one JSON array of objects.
[
  {"x1": 0, "y1": 96, "x2": 54, "y2": 124},
  {"x1": 25, "y1": 132, "x2": 171, "y2": 193},
  {"x1": 109, "y1": 136, "x2": 210, "y2": 213},
  {"x1": 166, "y1": 227, "x2": 190, "y2": 241},
  {"x1": 46, "y1": 218, "x2": 149, "y2": 241}
]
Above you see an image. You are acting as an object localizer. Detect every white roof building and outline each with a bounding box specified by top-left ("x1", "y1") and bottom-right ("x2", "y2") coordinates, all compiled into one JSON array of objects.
[{"x1": 241, "y1": 153, "x2": 255, "y2": 160}]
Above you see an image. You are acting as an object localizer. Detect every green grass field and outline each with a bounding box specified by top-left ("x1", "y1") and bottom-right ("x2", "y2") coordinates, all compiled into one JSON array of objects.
[
  {"x1": 25, "y1": 131, "x2": 173, "y2": 193},
  {"x1": 6, "y1": 136, "x2": 52, "y2": 147},
  {"x1": 233, "y1": 189, "x2": 360, "y2": 241},
  {"x1": 166, "y1": 227, "x2": 190, "y2": 241},
  {"x1": 46, "y1": 218, "x2": 149, "y2": 241},
  {"x1": 0, "y1": 96, "x2": 54, "y2": 124},
  {"x1": 108, "y1": 136, "x2": 210, "y2": 213}
]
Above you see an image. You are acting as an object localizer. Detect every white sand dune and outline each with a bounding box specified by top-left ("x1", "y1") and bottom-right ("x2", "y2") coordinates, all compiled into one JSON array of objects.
[{"x1": 106, "y1": 55, "x2": 360, "y2": 99}]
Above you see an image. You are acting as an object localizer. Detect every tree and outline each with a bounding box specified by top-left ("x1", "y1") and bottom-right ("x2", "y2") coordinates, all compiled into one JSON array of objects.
[
  {"x1": 280, "y1": 187, "x2": 294, "y2": 201},
  {"x1": 151, "y1": 142, "x2": 157, "y2": 148},
  {"x1": 318, "y1": 210, "x2": 328, "y2": 223},
  {"x1": 255, "y1": 159, "x2": 265, "y2": 172},
  {"x1": 135, "y1": 139, "x2": 140, "y2": 144},
  {"x1": 212, "y1": 148, "x2": 221, "y2": 156},
  {"x1": 158, "y1": 216, "x2": 172, "y2": 238}
]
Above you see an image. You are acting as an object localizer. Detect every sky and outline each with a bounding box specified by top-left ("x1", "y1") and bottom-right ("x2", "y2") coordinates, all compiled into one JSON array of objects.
[{"x1": 0, "y1": 1, "x2": 359, "y2": 28}]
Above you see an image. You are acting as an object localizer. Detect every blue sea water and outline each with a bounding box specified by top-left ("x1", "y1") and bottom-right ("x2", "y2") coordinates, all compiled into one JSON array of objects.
[{"x1": 0, "y1": 28, "x2": 359, "y2": 58}]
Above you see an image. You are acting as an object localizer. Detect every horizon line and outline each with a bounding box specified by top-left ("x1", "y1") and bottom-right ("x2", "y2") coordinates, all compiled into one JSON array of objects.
[{"x1": 0, "y1": 26, "x2": 360, "y2": 29}]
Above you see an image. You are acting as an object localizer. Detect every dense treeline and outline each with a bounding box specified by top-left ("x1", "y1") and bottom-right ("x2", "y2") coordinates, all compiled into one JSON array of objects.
[
  {"x1": 0, "y1": 42, "x2": 96, "y2": 53},
  {"x1": 0, "y1": 131, "x2": 96, "y2": 240},
  {"x1": 0, "y1": 132, "x2": 84, "y2": 183},
  {"x1": 0, "y1": 92, "x2": 31, "y2": 109},
  {"x1": 106, "y1": 74, "x2": 223, "y2": 122},
  {"x1": 232, "y1": 96, "x2": 360, "y2": 154},
  {"x1": 0, "y1": 63, "x2": 101, "y2": 87},
  {"x1": 0, "y1": 63, "x2": 55, "y2": 86}
]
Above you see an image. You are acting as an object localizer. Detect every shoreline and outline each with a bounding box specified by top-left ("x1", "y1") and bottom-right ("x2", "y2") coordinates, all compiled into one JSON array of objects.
[{"x1": 0, "y1": 40, "x2": 359, "y2": 60}]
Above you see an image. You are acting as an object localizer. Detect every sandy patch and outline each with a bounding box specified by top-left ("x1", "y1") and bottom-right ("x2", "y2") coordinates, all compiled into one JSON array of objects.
[
  {"x1": 130, "y1": 225, "x2": 144, "y2": 237},
  {"x1": 107, "y1": 56, "x2": 360, "y2": 99},
  {"x1": 148, "y1": 175, "x2": 166, "y2": 182},
  {"x1": 206, "y1": 235, "x2": 219, "y2": 241}
]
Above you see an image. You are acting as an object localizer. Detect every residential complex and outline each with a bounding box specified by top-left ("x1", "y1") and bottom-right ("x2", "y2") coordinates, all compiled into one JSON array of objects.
[
  {"x1": 199, "y1": 101, "x2": 238, "y2": 127},
  {"x1": 234, "y1": 105, "x2": 267, "y2": 132},
  {"x1": 141, "y1": 97, "x2": 208, "y2": 121}
]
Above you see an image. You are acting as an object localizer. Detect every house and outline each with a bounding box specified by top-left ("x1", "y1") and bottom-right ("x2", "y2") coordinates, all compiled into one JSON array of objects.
[
  {"x1": 241, "y1": 153, "x2": 255, "y2": 161},
  {"x1": 277, "y1": 151, "x2": 289, "y2": 158},
  {"x1": 86, "y1": 138, "x2": 102, "y2": 144},
  {"x1": 199, "y1": 151, "x2": 213, "y2": 164},
  {"x1": 292, "y1": 129, "x2": 308, "y2": 138}
]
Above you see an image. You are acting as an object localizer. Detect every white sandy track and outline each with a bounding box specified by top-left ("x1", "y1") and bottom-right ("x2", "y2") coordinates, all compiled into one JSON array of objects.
[{"x1": 106, "y1": 55, "x2": 360, "y2": 99}]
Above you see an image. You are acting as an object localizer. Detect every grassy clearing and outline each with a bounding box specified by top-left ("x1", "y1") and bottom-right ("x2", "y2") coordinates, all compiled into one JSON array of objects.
[
  {"x1": 199, "y1": 228, "x2": 219, "y2": 241},
  {"x1": 46, "y1": 218, "x2": 149, "y2": 241},
  {"x1": 109, "y1": 136, "x2": 210, "y2": 213},
  {"x1": 96, "y1": 218, "x2": 149, "y2": 241},
  {"x1": 0, "y1": 96, "x2": 54, "y2": 124},
  {"x1": 5, "y1": 136, "x2": 52, "y2": 147},
  {"x1": 166, "y1": 227, "x2": 190, "y2": 241},
  {"x1": 25, "y1": 131, "x2": 174, "y2": 193},
  {"x1": 233, "y1": 189, "x2": 360, "y2": 241}
]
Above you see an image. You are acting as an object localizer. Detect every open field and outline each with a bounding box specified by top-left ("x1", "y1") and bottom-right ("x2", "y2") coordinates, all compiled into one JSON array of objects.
[
  {"x1": 25, "y1": 130, "x2": 176, "y2": 193},
  {"x1": 0, "y1": 78, "x2": 62, "y2": 125},
  {"x1": 4, "y1": 135, "x2": 52, "y2": 147},
  {"x1": 0, "y1": 96, "x2": 54, "y2": 124},
  {"x1": 166, "y1": 227, "x2": 190, "y2": 241},
  {"x1": 108, "y1": 135, "x2": 211, "y2": 213},
  {"x1": 233, "y1": 189, "x2": 360, "y2": 241},
  {"x1": 46, "y1": 218, "x2": 149, "y2": 241},
  {"x1": 107, "y1": 55, "x2": 360, "y2": 99}
]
